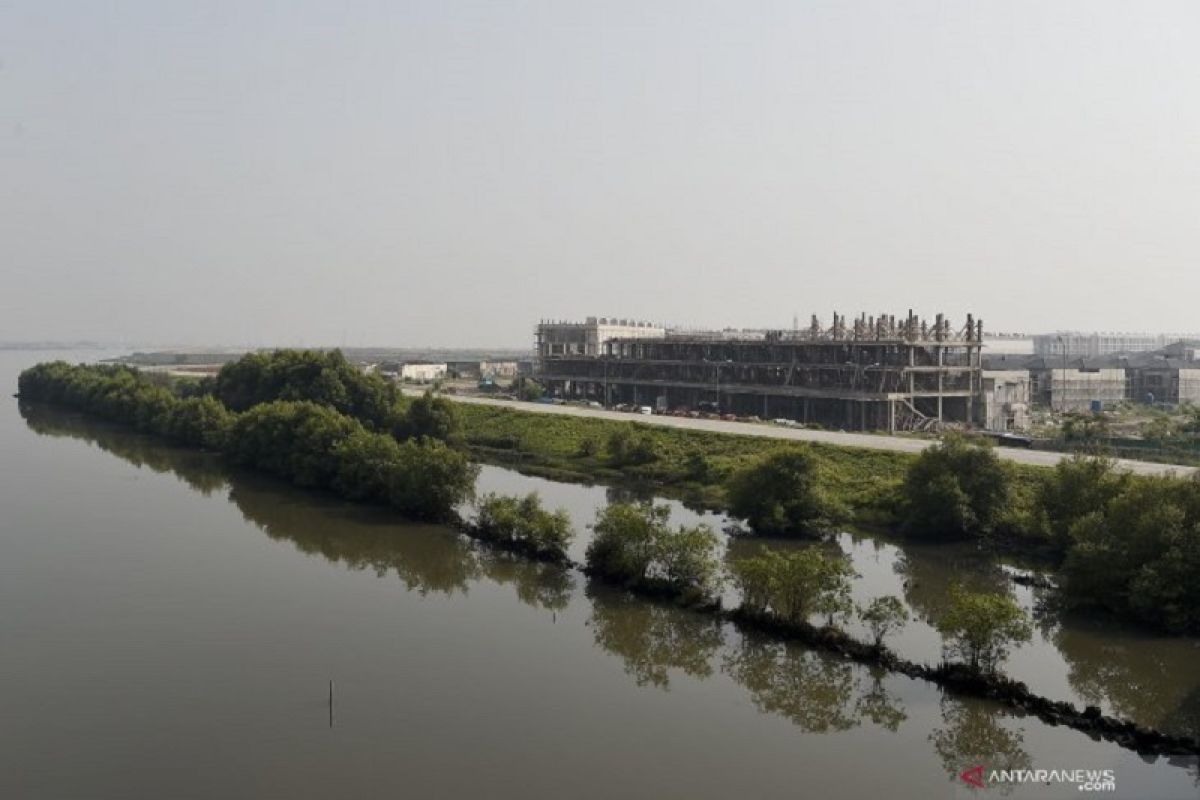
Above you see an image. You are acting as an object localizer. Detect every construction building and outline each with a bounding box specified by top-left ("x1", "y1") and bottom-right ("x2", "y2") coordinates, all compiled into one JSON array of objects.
[
  {"x1": 1032, "y1": 332, "x2": 1192, "y2": 359},
  {"x1": 535, "y1": 312, "x2": 985, "y2": 432},
  {"x1": 981, "y1": 370, "x2": 1032, "y2": 431}
]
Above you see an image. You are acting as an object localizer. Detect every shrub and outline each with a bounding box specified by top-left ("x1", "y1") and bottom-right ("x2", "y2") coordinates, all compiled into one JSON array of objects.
[
  {"x1": 1061, "y1": 411, "x2": 1110, "y2": 445},
  {"x1": 163, "y1": 396, "x2": 235, "y2": 450},
  {"x1": 1062, "y1": 475, "x2": 1200, "y2": 632},
  {"x1": 936, "y1": 585, "x2": 1032, "y2": 673},
  {"x1": 606, "y1": 427, "x2": 658, "y2": 466},
  {"x1": 1035, "y1": 455, "x2": 1129, "y2": 551},
  {"x1": 730, "y1": 547, "x2": 855, "y2": 627},
  {"x1": 519, "y1": 380, "x2": 545, "y2": 401},
  {"x1": 213, "y1": 349, "x2": 396, "y2": 428},
  {"x1": 475, "y1": 492, "x2": 574, "y2": 561},
  {"x1": 586, "y1": 502, "x2": 722, "y2": 601},
  {"x1": 394, "y1": 390, "x2": 461, "y2": 442},
  {"x1": 900, "y1": 434, "x2": 1010, "y2": 540},
  {"x1": 226, "y1": 401, "x2": 361, "y2": 488},
  {"x1": 726, "y1": 447, "x2": 837, "y2": 537},
  {"x1": 858, "y1": 595, "x2": 909, "y2": 648}
]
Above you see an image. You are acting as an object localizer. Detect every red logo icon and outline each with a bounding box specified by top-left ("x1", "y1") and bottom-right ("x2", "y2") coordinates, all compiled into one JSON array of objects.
[{"x1": 960, "y1": 765, "x2": 986, "y2": 789}]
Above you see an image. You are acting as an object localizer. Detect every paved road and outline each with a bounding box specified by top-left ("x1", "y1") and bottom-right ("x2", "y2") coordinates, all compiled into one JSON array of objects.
[{"x1": 430, "y1": 392, "x2": 1198, "y2": 477}]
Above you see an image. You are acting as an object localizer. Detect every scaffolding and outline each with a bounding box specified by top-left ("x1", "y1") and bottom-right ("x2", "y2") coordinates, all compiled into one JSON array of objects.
[{"x1": 535, "y1": 311, "x2": 985, "y2": 432}]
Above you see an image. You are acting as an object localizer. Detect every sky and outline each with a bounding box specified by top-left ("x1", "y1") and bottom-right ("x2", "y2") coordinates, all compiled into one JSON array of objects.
[{"x1": 2, "y1": 1, "x2": 1199, "y2": 348}]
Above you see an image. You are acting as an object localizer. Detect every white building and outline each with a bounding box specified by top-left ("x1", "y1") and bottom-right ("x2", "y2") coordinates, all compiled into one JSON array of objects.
[
  {"x1": 536, "y1": 317, "x2": 666, "y2": 358},
  {"x1": 400, "y1": 362, "x2": 447, "y2": 383},
  {"x1": 1033, "y1": 332, "x2": 1177, "y2": 359},
  {"x1": 1045, "y1": 367, "x2": 1127, "y2": 412}
]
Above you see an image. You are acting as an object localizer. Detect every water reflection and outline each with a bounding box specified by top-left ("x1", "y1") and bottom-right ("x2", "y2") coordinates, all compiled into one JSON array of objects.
[
  {"x1": 856, "y1": 666, "x2": 908, "y2": 733},
  {"x1": 19, "y1": 404, "x2": 575, "y2": 609},
  {"x1": 892, "y1": 543, "x2": 1011, "y2": 624},
  {"x1": 584, "y1": 583, "x2": 723, "y2": 688},
  {"x1": 20, "y1": 403, "x2": 1198, "y2": 783},
  {"x1": 1052, "y1": 621, "x2": 1200, "y2": 742},
  {"x1": 480, "y1": 550, "x2": 574, "y2": 613},
  {"x1": 929, "y1": 698, "x2": 1031, "y2": 795},
  {"x1": 722, "y1": 636, "x2": 860, "y2": 733},
  {"x1": 21, "y1": 402, "x2": 229, "y2": 496}
]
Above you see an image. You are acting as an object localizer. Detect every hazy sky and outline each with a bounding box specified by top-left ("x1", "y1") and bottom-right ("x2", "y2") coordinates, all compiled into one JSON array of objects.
[{"x1": 3, "y1": 2, "x2": 1199, "y2": 347}]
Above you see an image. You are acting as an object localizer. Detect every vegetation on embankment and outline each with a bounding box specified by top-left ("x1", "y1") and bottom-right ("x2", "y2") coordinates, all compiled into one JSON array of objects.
[
  {"x1": 456, "y1": 402, "x2": 1200, "y2": 634},
  {"x1": 455, "y1": 402, "x2": 915, "y2": 521},
  {"x1": 471, "y1": 493, "x2": 574, "y2": 563},
  {"x1": 17, "y1": 359, "x2": 477, "y2": 521},
  {"x1": 580, "y1": 505, "x2": 1198, "y2": 756},
  {"x1": 584, "y1": 501, "x2": 724, "y2": 605}
]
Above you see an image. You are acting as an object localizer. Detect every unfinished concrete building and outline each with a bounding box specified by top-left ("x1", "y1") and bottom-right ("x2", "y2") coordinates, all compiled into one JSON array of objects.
[
  {"x1": 535, "y1": 312, "x2": 985, "y2": 432},
  {"x1": 981, "y1": 370, "x2": 1032, "y2": 431}
]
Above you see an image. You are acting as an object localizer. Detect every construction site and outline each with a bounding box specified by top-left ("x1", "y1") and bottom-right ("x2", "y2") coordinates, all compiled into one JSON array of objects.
[{"x1": 535, "y1": 313, "x2": 985, "y2": 432}]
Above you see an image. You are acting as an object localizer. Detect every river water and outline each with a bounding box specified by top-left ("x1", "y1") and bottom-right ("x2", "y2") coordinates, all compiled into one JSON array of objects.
[{"x1": 1, "y1": 351, "x2": 1196, "y2": 799}]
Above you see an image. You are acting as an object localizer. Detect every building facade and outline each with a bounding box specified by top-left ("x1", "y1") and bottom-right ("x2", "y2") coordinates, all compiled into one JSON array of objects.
[
  {"x1": 400, "y1": 362, "x2": 447, "y2": 383},
  {"x1": 1033, "y1": 332, "x2": 1181, "y2": 359},
  {"x1": 535, "y1": 317, "x2": 666, "y2": 358},
  {"x1": 981, "y1": 370, "x2": 1032, "y2": 431},
  {"x1": 535, "y1": 312, "x2": 985, "y2": 432}
]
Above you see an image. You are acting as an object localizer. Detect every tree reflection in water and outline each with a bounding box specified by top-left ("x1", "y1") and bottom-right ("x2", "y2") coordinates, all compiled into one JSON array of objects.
[
  {"x1": 585, "y1": 582, "x2": 724, "y2": 689},
  {"x1": 855, "y1": 665, "x2": 908, "y2": 732},
  {"x1": 33, "y1": 402, "x2": 1192, "y2": 782},
  {"x1": 1048, "y1": 615, "x2": 1200, "y2": 743},
  {"x1": 479, "y1": 550, "x2": 574, "y2": 613},
  {"x1": 892, "y1": 543, "x2": 1011, "y2": 627},
  {"x1": 930, "y1": 698, "x2": 1031, "y2": 795},
  {"x1": 20, "y1": 404, "x2": 576, "y2": 610},
  {"x1": 21, "y1": 402, "x2": 230, "y2": 497},
  {"x1": 722, "y1": 635, "x2": 859, "y2": 733}
]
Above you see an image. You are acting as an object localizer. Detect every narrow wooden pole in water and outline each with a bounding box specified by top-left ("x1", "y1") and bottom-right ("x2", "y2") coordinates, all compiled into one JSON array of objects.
[{"x1": 329, "y1": 679, "x2": 334, "y2": 728}]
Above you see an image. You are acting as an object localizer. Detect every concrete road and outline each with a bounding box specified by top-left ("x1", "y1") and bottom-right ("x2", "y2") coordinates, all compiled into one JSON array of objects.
[{"x1": 430, "y1": 392, "x2": 1197, "y2": 478}]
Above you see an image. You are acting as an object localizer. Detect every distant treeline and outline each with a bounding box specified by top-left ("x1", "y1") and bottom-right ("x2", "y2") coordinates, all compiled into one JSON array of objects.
[{"x1": 18, "y1": 353, "x2": 476, "y2": 521}]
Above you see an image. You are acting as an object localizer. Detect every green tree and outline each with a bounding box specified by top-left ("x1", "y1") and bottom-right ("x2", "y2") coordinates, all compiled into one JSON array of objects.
[
  {"x1": 1062, "y1": 475, "x2": 1200, "y2": 631},
  {"x1": 730, "y1": 547, "x2": 855, "y2": 627},
  {"x1": 518, "y1": 379, "x2": 545, "y2": 401},
  {"x1": 226, "y1": 401, "x2": 361, "y2": 488},
  {"x1": 163, "y1": 395, "x2": 235, "y2": 450},
  {"x1": 474, "y1": 492, "x2": 574, "y2": 561},
  {"x1": 726, "y1": 447, "x2": 837, "y2": 537},
  {"x1": 1035, "y1": 455, "x2": 1130, "y2": 551},
  {"x1": 901, "y1": 434, "x2": 1010, "y2": 540},
  {"x1": 936, "y1": 585, "x2": 1032, "y2": 673},
  {"x1": 1061, "y1": 411, "x2": 1110, "y2": 445},
  {"x1": 213, "y1": 349, "x2": 396, "y2": 428},
  {"x1": 606, "y1": 427, "x2": 658, "y2": 466},
  {"x1": 586, "y1": 502, "x2": 722, "y2": 601},
  {"x1": 859, "y1": 595, "x2": 909, "y2": 649},
  {"x1": 396, "y1": 391, "x2": 461, "y2": 442}
]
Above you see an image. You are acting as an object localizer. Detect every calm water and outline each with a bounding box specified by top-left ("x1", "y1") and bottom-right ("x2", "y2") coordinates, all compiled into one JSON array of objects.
[
  {"x1": 472, "y1": 467, "x2": 1200, "y2": 741},
  {"x1": 1, "y1": 351, "x2": 1196, "y2": 799}
]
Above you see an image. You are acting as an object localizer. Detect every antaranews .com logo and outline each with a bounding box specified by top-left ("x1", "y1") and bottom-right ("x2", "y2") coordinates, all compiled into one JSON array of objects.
[{"x1": 960, "y1": 765, "x2": 1117, "y2": 792}]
